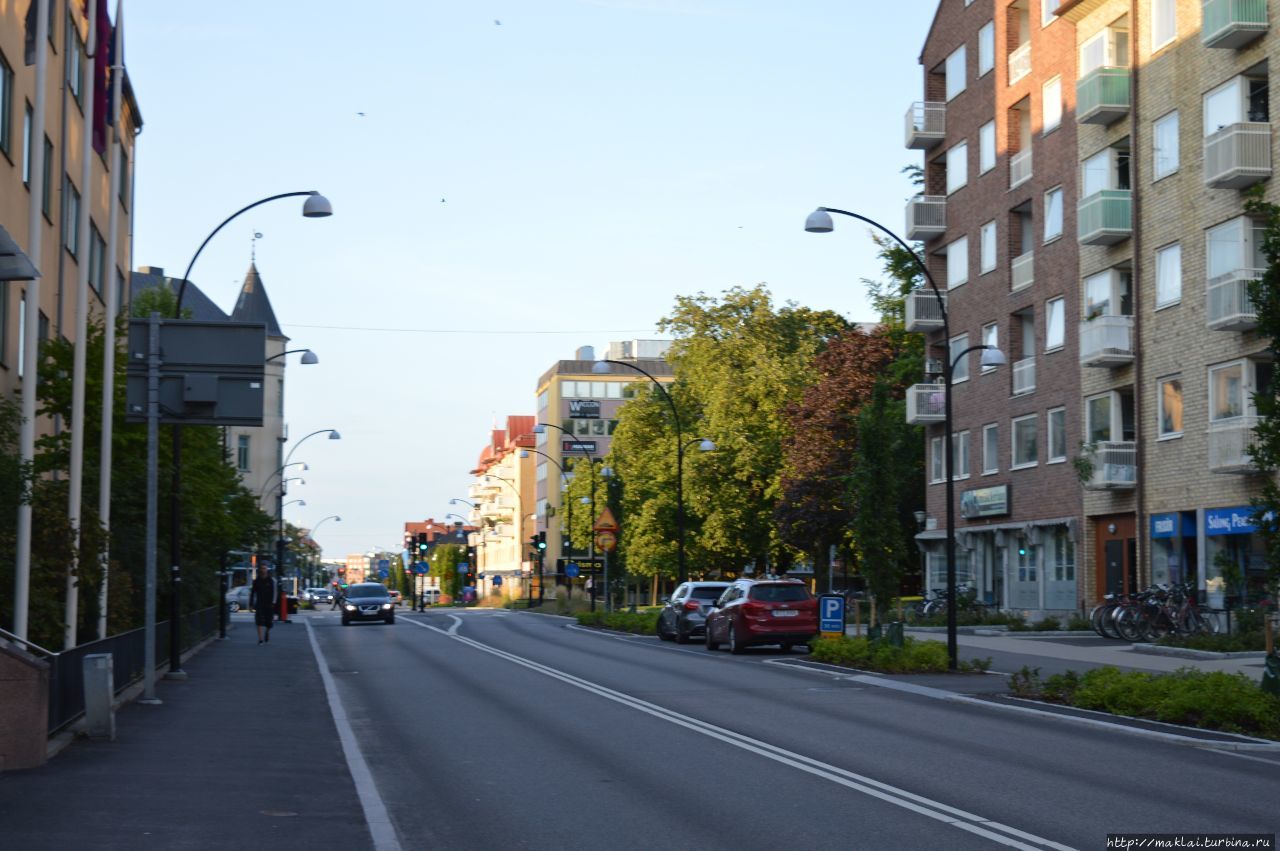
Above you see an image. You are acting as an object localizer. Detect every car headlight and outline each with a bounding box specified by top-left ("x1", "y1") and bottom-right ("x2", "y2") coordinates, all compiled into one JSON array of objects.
[
  {"x1": 344, "y1": 604, "x2": 356, "y2": 611},
  {"x1": 382, "y1": 603, "x2": 392, "y2": 610}
]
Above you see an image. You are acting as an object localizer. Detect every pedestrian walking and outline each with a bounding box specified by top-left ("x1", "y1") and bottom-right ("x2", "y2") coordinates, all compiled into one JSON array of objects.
[{"x1": 250, "y1": 565, "x2": 277, "y2": 644}]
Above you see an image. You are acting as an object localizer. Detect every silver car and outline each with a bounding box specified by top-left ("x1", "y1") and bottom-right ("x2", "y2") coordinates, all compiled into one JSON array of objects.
[{"x1": 657, "y1": 581, "x2": 730, "y2": 644}]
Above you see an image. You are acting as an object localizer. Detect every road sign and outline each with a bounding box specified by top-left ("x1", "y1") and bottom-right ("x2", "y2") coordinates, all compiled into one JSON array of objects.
[
  {"x1": 378, "y1": 568, "x2": 389, "y2": 579},
  {"x1": 593, "y1": 507, "x2": 618, "y2": 532},
  {"x1": 565, "y1": 563, "x2": 580, "y2": 578},
  {"x1": 594, "y1": 531, "x2": 617, "y2": 553},
  {"x1": 457, "y1": 564, "x2": 468, "y2": 574},
  {"x1": 819, "y1": 594, "x2": 845, "y2": 637},
  {"x1": 378, "y1": 559, "x2": 390, "y2": 572},
  {"x1": 493, "y1": 575, "x2": 503, "y2": 586}
]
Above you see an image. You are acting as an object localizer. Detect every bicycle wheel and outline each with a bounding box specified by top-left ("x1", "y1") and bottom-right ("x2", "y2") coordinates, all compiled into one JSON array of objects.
[
  {"x1": 1100, "y1": 605, "x2": 1127, "y2": 640},
  {"x1": 1113, "y1": 607, "x2": 1144, "y2": 642},
  {"x1": 1089, "y1": 604, "x2": 1112, "y2": 637}
]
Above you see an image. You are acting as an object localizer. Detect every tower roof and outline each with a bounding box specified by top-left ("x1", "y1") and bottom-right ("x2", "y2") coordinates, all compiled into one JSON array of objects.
[{"x1": 230, "y1": 262, "x2": 286, "y2": 339}]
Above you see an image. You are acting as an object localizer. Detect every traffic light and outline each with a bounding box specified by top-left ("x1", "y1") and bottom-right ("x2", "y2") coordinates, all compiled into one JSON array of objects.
[
  {"x1": 417, "y1": 532, "x2": 428, "y2": 553},
  {"x1": 536, "y1": 531, "x2": 547, "y2": 551}
]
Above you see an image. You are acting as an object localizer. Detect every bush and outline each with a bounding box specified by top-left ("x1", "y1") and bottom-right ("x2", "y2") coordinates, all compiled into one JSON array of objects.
[
  {"x1": 1031, "y1": 616, "x2": 1062, "y2": 632},
  {"x1": 810, "y1": 635, "x2": 948, "y2": 673},
  {"x1": 1157, "y1": 632, "x2": 1266, "y2": 653},
  {"x1": 1066, "y1": 614, "x2": 1092, "y2": 631},
  {"x1": 573, "y1": 610, "x2": 658, "y2": 635},
  {"x1": 907, "y1": 609, "x2": 1020, "y2": 628}
]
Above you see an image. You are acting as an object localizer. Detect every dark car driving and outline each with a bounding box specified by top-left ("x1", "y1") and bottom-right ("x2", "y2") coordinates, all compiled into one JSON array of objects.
[
  {"x1": 340, "y1": 583, "x2": 396, "y2": 626},
  {"x1": 657, "y1": 581, "x2": 730, "y2": 643}
]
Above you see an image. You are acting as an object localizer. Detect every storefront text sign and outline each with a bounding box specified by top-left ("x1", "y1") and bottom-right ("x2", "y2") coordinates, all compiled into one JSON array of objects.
[
  {"x1": 960, "y1": 485, "x2": 1009, "y2": 519},
  {"x1": 1204, "y1": 506, "x2": 1259, "y2": 536}
]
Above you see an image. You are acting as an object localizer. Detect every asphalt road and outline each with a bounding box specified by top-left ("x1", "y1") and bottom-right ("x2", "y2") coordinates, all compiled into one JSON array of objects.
[{"x1": 308, "y1": 609, "x2": 1280, "y2": 850}]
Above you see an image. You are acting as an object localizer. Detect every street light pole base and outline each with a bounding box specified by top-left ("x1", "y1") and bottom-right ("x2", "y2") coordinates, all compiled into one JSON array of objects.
[
  {"x1": 163, "y1": 670, "x2": 188, "y2": 681},
  {"x1": 137, "y1": 698, "x2": 164, "y2": 705}
]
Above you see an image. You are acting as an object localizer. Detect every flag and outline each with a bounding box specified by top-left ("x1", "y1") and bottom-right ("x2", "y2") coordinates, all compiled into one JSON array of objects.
[
  {"x1": 91, "y1": 0, "x2": 112, "y2": 154},
  {"x1": 23, "y1": 0, "x2": 38, "y2": 66}
]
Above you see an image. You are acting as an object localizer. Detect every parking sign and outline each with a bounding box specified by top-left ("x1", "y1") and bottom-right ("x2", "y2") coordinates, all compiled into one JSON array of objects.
[{"x1": 819, "y1": 594, "x2": 845, "y2": 637}]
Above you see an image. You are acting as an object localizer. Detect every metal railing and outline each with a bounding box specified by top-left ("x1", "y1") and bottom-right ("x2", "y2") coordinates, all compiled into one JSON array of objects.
[
  {"x1": 1012, "y1": 357, "x2": 1036, "y2": 396},
  {"x1": 1208, "y1": 416, "x2": 1260, "y2": 473},
  {"x1": 1079, "y1": 314, "x2": 1135, "y2": 367},
  {"x1": 1008, "y1": 42, "x2": 1032, "y2": 84},
  {"x1": 905, "y1": 101, "x2": 945, "y2": 148},
  {"x1": 1084, "y1": 441, "x2": 1137, "y2": 490},
  {"x1": 905, "y1": 195, "x2": 947, "y2": 241},
  {"x1": 1206, "y1": 268, "x2": 1263, "y2": 331},
  {"x1": 1202, "y1": 0, "x2": 1268, "y2": 48},
  {"x1": 904, "y1": 288, "x2": 946, "y2": 332},
  {"x1": 1204, "y1": 122, "x2": 1271, "y2": 189},
  {"x1": 46, "y1": 605, "x2": 219, "y2": 734},
  {"x1": 1077, "y1": 66, "x2": 1130, "y2": 125},
  {"x1": 906, "y1": 383, "x2": 947, "y2": 424},
  {"x1": 1078, "y1": 189, "x2": 1132, "y2": 245},
  {"x1": 1011, "y1": 249, "x2": 1034, "y2": 291},
  {"x1": 1009, "y1": 148, "x2": 1033, "y2": 188}
]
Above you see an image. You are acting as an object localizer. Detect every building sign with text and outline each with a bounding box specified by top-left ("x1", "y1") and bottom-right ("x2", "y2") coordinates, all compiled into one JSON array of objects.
[
  {"x1": 568, "y1": 399, "x2": 601, "y2": 418},
  {"x1": 563, "y1": 440, "x2": 597, "y2": 454},
  {"x1": 959, "y1": 484, "x2": 1009, "y2": 519}
]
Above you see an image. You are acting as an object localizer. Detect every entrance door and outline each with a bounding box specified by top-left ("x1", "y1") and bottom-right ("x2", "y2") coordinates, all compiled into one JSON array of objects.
[
  {"x1": 1094, "y1": 514, "x2": 1137, "y2": 600},
  {"x1": 1104, "y1": 540, "x2": 1124, "y2": 596}
]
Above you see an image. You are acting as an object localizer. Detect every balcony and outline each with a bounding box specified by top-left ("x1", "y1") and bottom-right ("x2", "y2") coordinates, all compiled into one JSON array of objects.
[
  {"x1": 1084, "y1": 441, "x2": 1137, "y2": 490},
  {"x1": 1202, "y1": 0, "x2": 1268, "y2": 48},
  {"x1": 905, "y1": 195, "x2": 947, "y2": 241},
  {"x1": 905, "y1": 288, "x2": 946, "y2": 333},
  {"x1": 1204, "y1": 122, "x2": 1271, "y2": 189},
  {"x1": 1077, "y1": 67, "x2": 1131, "y2": 125},
  {"x1": 1011, "y1": 250, "x2": 1034, "y2": 291},
  {"x1": 1206, "y1": 268, "x2": 1262, "y2": 330},
  {"x1": 1009, "y1": 148, "x2": 1033, "y2": 188},
  {"x1": 1078, "y1": 189, "x2": 1132, "y2": 245},
  {"x1": 1208, "y1": 416, "x2": 1261, "y2": 473},
  {"x1": 1008, "y1": 42, "x2": 1032, "y2": 85},
  {"x1": 905, "y1": 101, "x2": 946, "y2": 149},
  {"x1": 906, "y1": 383, "x2": 947, "y2": 425},
  {"x1": 1079, "y1": 315, "x2": 1135, "y2": 367},
  {"x1": 1012, "y1": 357, "x2": 1036, "y2": 396}
]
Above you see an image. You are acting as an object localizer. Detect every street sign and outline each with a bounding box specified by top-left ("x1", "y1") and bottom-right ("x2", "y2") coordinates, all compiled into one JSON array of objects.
[
  {"x1": 565, "y1": 563, "x2": 580, "y2": 578},
  {"x1": 378, "y1": 559, "x2": 390, "y2": 572},
  {"x1": 493, "y1": 576, "x2": 503, "y2": 586},
  {"x1": 819, "y1": 594, "x2": 845, "y2": 637},
  {"x1": 378, "y1": 568, "x2": 389, "y2": 579},
  {"x1": 594, "y1": 531, "x2": 617, "y2": 553},
  {"x1": 593, "y1": 507, "x2": 619, "y2": 532},
  {"x1": 457, "y1": 564, "x2": 468, "y2": 574}
]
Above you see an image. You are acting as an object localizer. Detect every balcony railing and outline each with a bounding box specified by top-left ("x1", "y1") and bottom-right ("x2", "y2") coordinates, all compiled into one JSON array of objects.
[
  {"x1": 1077, "y1": 67, "x2": 1131, "y2": 125},
  {"x1": 1084, "y1": 441, "x2": 1137, "y2": 490},
  {"x1": 1208, "y1": 416, "x2": 1260, "y2": 473},
  {"x1": 905, "y1": 195, "x2": 947, "y2": 241},
  {"x1": 1206, "y1": 268, "x2": 1263, "y2": 330},
  {"x1": 905, "y1": 288, "x2": 946, "y2": 333},
  {"x1": 1009, "y1": 148, "x2": 1033, "y2": 188},
  {"x1": 1079, "y1": 315, "x2": 1135, "y2": 367},
  {"x1": 1202, "y1": 0, "x2": 1268, "y2": 48},
  {"x1": 1078, "y1": 189, "x2": 1132, "y2": 245},
  {"x1": 1012, "y1": 357, "x2": 1036, "y2": 396},
  {"x1": 1011, "y1": 249, "x2": 1034, "y2": 291},
  {"x1": 1204, "y1": 122, "x2": 1271, "y2": 189},
  {"x1": 906, "y1": 384, "x2": 947, "y2": 425},
  {"x1": 1008, "y1": 42, "x2": 1032, "y2": 84},
  {"x1": 905, "y1": 101, "x2": 946, "y2": 149}
]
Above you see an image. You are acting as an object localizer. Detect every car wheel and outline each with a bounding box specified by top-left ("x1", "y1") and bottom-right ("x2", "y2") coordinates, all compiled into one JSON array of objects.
[
  {"x1": 729, "y1": 624, "x2": 746, "y2": 655},
  {"x1": 705, "y1": 624, "x2": 720, "y2": 651},
  {"x1": 228, "y1": 602, "x2": 241, "y2": 613},
  {"x1": 778, "y1": 643, "x2": 793, "y2": 654},
  {"x1": 341, "y1": 616, "x2": 350, "y2": 626},
  {"x1": 675, "y1": 629, "x2": 690, "y2": 645},
  {"x1": 657, "y1": 616, "x2": 674, "y2": 641}
]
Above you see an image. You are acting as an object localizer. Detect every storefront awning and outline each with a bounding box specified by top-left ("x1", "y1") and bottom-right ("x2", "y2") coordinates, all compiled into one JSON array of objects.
[{"x1": 915, "y1": 516, "x2": 1078, "y2": 544}]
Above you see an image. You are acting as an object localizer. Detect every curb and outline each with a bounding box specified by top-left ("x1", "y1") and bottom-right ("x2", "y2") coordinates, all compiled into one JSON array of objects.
[{"x1": 1130, "y1": 643, "x2": 1268, "y2": 661}]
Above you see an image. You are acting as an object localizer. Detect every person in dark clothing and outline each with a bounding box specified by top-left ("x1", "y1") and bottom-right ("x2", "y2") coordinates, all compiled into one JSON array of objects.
[{"x1": 250, "y1": 565, "x2": 277, "y2": 644}]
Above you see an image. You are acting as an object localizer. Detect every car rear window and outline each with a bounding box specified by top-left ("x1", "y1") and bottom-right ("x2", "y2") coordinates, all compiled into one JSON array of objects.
[
  {"x1": 690, "y1": 586, "x2": 728, "y2": 600},
  {"x1": 749, "y1": 585, "x2": 811, "y2": 602}
]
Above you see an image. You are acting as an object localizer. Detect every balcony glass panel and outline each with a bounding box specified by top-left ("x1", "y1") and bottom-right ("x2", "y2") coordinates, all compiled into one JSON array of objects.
[
  {"x1": 1206, "y1": 268, "x2": 1262, "y2": 330},
  {"x1": 1010, "y1": 149, "x2": 1033, "y2": 188},
  {"x1": 1202, "y1": 0, "x2": 1268, "y2": 48},
  {"x1": 1011, "y1": 250, "x2": 1034, "y2": 291},
  {"x1": 1008, "y1": 42, "x2": 1032, "y2": 84},
  {"x1": 1204, "y1": 122, "x2": 1271, "y2": 188},
  {"x1": 1077, "y1": 67, "x2": 1131, "y2": 125},
  {"x1": 1079, "y1": 315, "x2": 1134, "y2": 367},
  {"x1": 1085, "y1": 441, "x2": 1137, "y2": 489},
  {"x1": 1012, "y1": 357, "x2": 1036, "y2": 396},
  {"x1": 1078, "y1": 189, "x2": 1132, "y2": 245}
]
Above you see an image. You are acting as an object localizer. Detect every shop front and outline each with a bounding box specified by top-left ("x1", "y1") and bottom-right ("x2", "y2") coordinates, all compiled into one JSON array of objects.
[
  {"x1": 1202, "y1": 505, "x2": 1269, "y2": 609},
  {"x1": 1150, "y1": 511, "x2": 1197, "y2": 589}
]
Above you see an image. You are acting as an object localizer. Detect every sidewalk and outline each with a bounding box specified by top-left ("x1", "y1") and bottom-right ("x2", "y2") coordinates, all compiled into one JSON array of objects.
[{"x1": 0, "y1": 613, "x2": 373, "y2": 851}]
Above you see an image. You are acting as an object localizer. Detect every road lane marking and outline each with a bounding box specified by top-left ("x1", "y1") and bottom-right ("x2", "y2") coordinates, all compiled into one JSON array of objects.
[
  {"x1": 404, "y1": 618, "x2": 1072, "y2": 851},
  {"x1": 305, "y1": 620, "x2": 403, "y2": 851}
]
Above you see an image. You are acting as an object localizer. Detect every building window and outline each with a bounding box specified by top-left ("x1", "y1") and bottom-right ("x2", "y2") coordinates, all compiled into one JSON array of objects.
[
  {"x1": 1204, "y1": 75, "x2": 1267, "y2": 133},
  {"x1": 66, "y1": 16, "x2": 83, "y2": 107},
  {"x1": 931, "y1": 435, "x2": 945, "y2": 483},
  {"x1": 1158, "y1": 376, "x2": 1183, "y2": 438},
  {"x1": 1042, "y1": 0, "x2": 1060, "y2": 26},
  {"x1": 1044, "y1": 297, "x2": 1064, "y2": 351},
  {"x1": 1044, "y1": 187, "x2": 1063, "y2": 241},
  {"x1": 1012, "y1": 414, "x2": 1037, "y2": 468},
  {"x1": 1206, "y1": 217, "x2": 1266, "y2": 282},
  {"x1": 64, "y1": 178, "x2": 80, "y2": 256},
  {"x1": 978, "y1": 22, "x2": 994, "y2": 76},
  {"x1": 277, "y1": 378, "x2": 285, "y2": 416},
  {"x1": 1151, "y1": 0, "x2": 1177, "y2": 50},
  {"x1": 947, "y1": 236, "x2": 969, "y2": 289},
  {"x1": 981, "y1": 322, "x2": 998, "y2": 373},
  {"x1": 1208, "y1": 360, "x2": 1271, "y2": 422},
  {"x1": 982, "y1": 423, "x2": 999, "y2": 474},
  {"x1": 980, "y1": 221, "x2": 997, "y2": 274},
  {"x1": 42, "y1": 136, "x2": 53, "y2": 217},
  {"x1": 1082, "y1": 145, "x2": 1130, "y2": 196},
  {"x1": 945, "y1": 44, "x2": 967, "y2": 101},
  {"x1": 950, "y1": 333, "x2": 970, "y2": 384},
  {"x1": 1153, "y1": 111, "x2": 1179, "y2": 180},
  {"x1": 979, "y1": 120, "x2": 996, "y2": 173},
  {"x1": 1080, "y1": 21, "x2": 1130, "y2": 76},
  {"x1": 22, "y1": 102, "x2": 32, "y2": 185},
  {"x1": 952, "y1": 430, "x2": 970, "y2": 479},
  {"x1": 1087, "y1": 390, "x2": 1136, "y2": 443},
  {"x1": 0, "y1": 51, "x2": 12, "y2": 157},
  {"x1": 1155, "y1": 242, "x2": 1181, "y2": 308},
  {"x1": 0, "y1": 281, "x2": 7, "y2": 367},
  {"x1": 1084, "y1": 268, "x2": 1133, "y2": 319},
  {"x1": 88, "y1": 225, "x2": 105, "y2": 294},
  {"x1": 237, "y1": 435, "x2": 251, "y2": 471},
  {"x1": 1047, "y1": 407, "x2": 1066, "y2": 462},
  {"x1": 946, "y1": 141, "x2": 968, "y2": 194},
  {"x1": 1051, "y1": 530, "x2": 1075, "y2": 582},
  {"x1": 1042, "y1": 76, "x2": 1062, "y2": 133}
]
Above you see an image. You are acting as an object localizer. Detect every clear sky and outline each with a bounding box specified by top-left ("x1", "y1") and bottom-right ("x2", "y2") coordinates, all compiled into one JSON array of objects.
[{"x1": 127, "y1": 0, "x2": 940, "y2": 557}]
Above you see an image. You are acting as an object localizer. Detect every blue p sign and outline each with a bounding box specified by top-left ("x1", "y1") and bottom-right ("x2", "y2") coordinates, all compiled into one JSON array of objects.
[{"x1": 819, "y1": 594, "x2": 845, "y2": 635}]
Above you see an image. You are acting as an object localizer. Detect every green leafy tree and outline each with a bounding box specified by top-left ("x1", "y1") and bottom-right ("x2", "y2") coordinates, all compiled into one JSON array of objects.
[{"x1": 430, "y1": 543, "x2": 466, "y2": 599}]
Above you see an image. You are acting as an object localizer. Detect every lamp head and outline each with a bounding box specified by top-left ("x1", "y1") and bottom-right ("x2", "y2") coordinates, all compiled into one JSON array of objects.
[
  {"x1": 591, "y1": 361, "x2": 611, "y2": 374},
  {"x1": 301, "y1": 349, "x2": 319, "y2": 365},
  {"x1": 532, "y1": 423, "x2": 546, "y2": 434},
  {"x1": 979, "y1": 347, "x2": 1007, "y2": 368},
  {"x1": 302, "y1": 192, "x2": 333, "y2": 218},
  {"x1": 804, "y1": 209, "x2": 834, "y2": 233},
  {"x1": 328, "y1": 430, "x2": 342, "y2": 440},
  {"x1": 698, "y1": 439, "x2": 716, "y2": 452},
  {"x1": 520, "y1": 451, "x2": 529, "y2": 458}
]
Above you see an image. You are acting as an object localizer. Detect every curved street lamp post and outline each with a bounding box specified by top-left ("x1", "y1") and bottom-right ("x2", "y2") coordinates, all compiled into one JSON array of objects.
[
  {"x1": 805, "y1": 206, "x2": 1005, "y2": 670},
  {"x1": 275, "y1": 430, "x2": 340, "y2": 622},
  {"x1": 520, "y1": 447, "x2": 574, "y2": 605}
]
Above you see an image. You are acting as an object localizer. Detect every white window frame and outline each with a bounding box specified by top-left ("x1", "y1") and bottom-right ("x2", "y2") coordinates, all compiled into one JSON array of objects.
[
  {"x1": 1080, "y1": 24, "x2": 1130, "y2": 76},
  {"x1": 1044, "y1": 186, "x2": 1063, "y2": 242},
  {"x1": 980, "y1": 221, "x2": 997, "y2": 274},
  {"x1": 982, "y1": 423, "x2": 999, "y2": 474},
  {"x1": 1082, "y1": 146, "x2": 1124, "y2": 196},
  {"x1": 1151, "y1": 0, "x2": 1177, "y2": 52},
  {"x1": 1203, "y1": 76, "x2": 1253, "y2": 135},
  {"x1": 981, "y1": 322, "x2": 999, "y2": 373},
  {"x1": 979, "y1": 120, "x2": 996, "y2": 174},
  {"x1": 1155, "y1": 242, "x2": 1181, "y2": 309},
  {"x1": 1047, "y1": 407, "x2": 1067, "y2": 463},
  {"x1": 1045, "y1": 297, "x2": 1065, "y2": 352},
  {"x1": 1012, "y1": 414, "x2": 1038, "y2": 469},
  {"x1": 1042, "y1": 0, "x2": 1060, "y2": 27},
  {"x1": 1153, "y1": 110, "x2": 1179, "y2": 180},
  {"x1": 1042, "y1": 76, "x2": 1062, "y2": 134},
  {"x1": 951, "y1": 333, "x2": 970, "y2": 384},
  {"x1": 946, "y1": 141, "x2": 969, "y2": 194},
  {"x1": 930, "y1": 435, "x2": 946, "y2": 483},
  {"x1": 952, "y1": 430, "x2": 971, "y2": 480},
  {"x1": 1209, "y1": 359, "x2": 1249, "y2": 422},
  {"x1": 978, "y1": 21, "x2": 994, "y2": 76},
  {"x1": 1084, "y1": 268, "x2": 1131, "y2": 319},
  {"x1": 945, "y1": 45, "x2": 967, "y2": 101},
  {"x1": 1158, "y1": 375, "x2": 1183, "y2": 439},
  {"x1": 1206, "y1": 216, "x2": 1266, "y2": 280},
  {"x1": 947, "y1": 236, "x2": 970, "y2": 289}
]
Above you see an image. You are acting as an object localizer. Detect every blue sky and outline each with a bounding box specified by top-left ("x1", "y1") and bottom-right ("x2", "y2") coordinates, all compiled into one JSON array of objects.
[{"x1": 127, "y1": 0, "x2": 939, "y2": 556}]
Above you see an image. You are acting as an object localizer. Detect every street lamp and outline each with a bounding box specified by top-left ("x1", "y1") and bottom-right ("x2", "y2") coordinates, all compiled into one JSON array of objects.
[
  {"x1": 265, "y1": 348, "x2": 320, "y2": 365},
  {"x1": 589, "y1": 360, "x2": 714, "y2": 585},
  {"x1": 804, "y1": 205, "x2": 1005, "y2": 670},
  {"x1": 521, "y1": 447, "x2": 574, "y2": 604},
  {"x1": 276, "y1": 429, "x2": 340, "y2": 622}
]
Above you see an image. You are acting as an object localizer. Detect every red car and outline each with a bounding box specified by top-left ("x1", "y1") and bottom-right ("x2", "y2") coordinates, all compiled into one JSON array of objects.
[{"x1": 704, "y1": 579, "x2": 819, "y2": 654}]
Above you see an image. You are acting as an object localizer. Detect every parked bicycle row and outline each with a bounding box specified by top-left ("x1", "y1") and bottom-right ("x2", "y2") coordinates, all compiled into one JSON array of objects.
[{"x1": 1089, "y1": 583, "x2": 1219, "y2": 642}]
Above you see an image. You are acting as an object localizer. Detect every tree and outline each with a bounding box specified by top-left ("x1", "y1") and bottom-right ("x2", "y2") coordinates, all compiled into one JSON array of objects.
[{"x1": 430, "y1": 543, "x2": 466, "y2": 600}]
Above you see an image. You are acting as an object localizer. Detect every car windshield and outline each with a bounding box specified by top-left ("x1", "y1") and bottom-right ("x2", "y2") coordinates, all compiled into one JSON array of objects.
[
  {"x1": 347, "y1": 585, "x2": 388, "y2": 599},
  {"x1": 690, "y1": 586, "x2": 728, "y2": 600},
  {"x1": 749, "y1": 585, "x2": 811, "y2": 602}
]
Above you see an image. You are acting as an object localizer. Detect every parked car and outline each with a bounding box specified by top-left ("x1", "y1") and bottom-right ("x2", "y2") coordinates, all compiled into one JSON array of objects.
[
  {"x1": 704, "y1": 579, "x2": 819, "y2": 654},
  {"x1": 387, "y1": 589, "x2": 402, "y2": 606},
  {"x1": 340, "y1": 583, "x2": 396, "y2": 626},
  {"x1": 657, "y1": 581, "x2": 731, "y2": 643},
  {"x1": 225, "y1": 585, "x2": 251, "y2": 612}
]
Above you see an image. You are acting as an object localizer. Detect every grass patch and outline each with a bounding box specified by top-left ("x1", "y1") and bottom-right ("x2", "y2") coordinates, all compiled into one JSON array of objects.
[
  {"x1": 1008, "y1": 665, "x2": 1280, "y2": 740},
  {"x1": 573, "y1": 610, "x2": 659, "y2": 635}
]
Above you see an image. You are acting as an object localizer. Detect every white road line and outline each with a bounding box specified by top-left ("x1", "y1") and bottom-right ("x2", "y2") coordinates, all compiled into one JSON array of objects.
[
  {"x1": 305, "y1": 620, "x2": 403, "y2": 851},
  {"x1": 404, "y1": 618, "x2": 1072, "y2": 851},
  {"x1": 1207, "y1": 748, "x2": 1280, "y2": 767}
]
